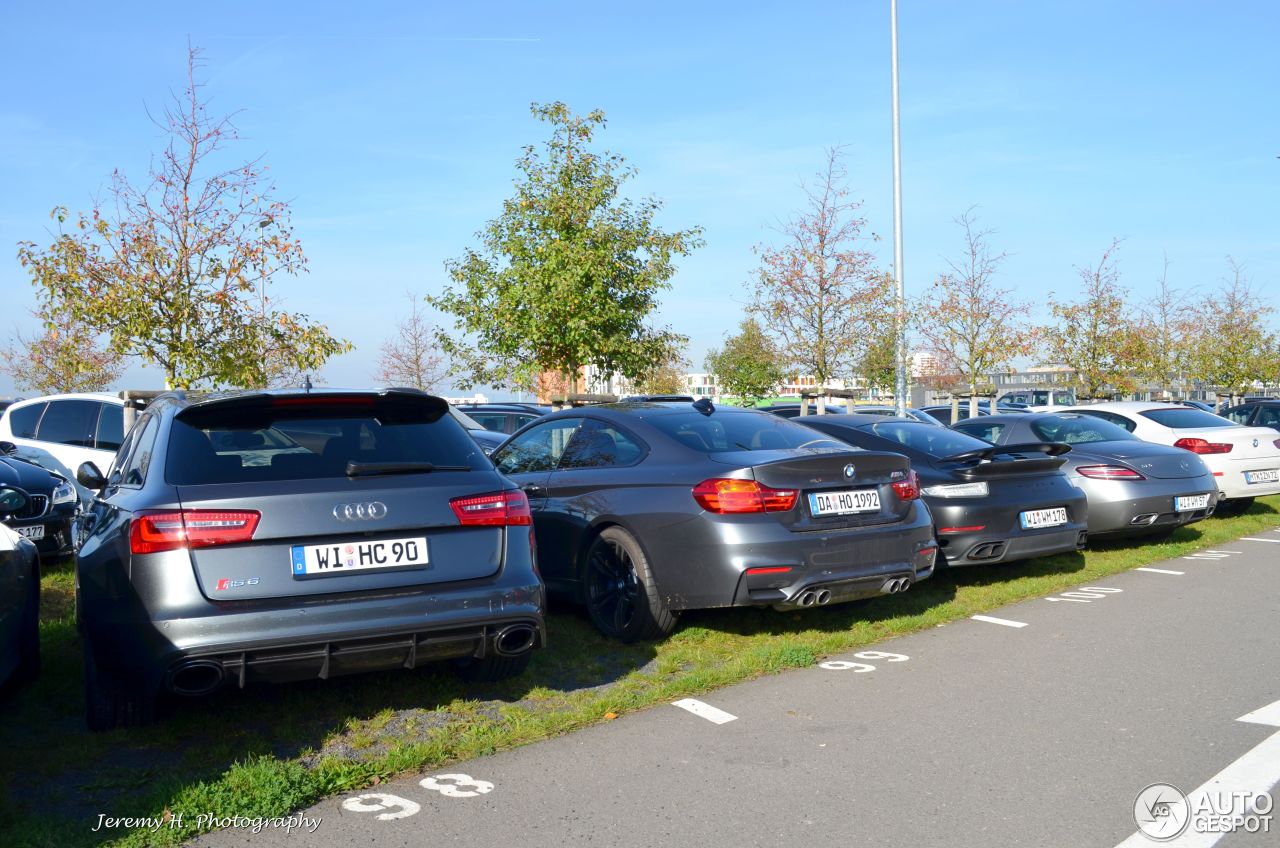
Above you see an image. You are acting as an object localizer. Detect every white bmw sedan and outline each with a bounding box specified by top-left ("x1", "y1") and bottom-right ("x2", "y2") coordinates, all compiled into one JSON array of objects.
[{"x1": 1061, "y1": 402, "x2": 1280, "y2": 513}]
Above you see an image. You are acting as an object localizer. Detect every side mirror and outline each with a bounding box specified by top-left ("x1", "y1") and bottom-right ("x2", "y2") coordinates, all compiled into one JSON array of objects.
[
  {"x1": 0, "y1": 487, "x2": 29, "y2": 514},
  {"x1": 77, "y1": 462, "x2": 107, "y2": 490}
]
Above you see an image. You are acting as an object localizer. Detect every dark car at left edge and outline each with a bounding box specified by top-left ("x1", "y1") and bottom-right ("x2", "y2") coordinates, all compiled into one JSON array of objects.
[{"x1": 0, "y1": 443, "x2": 78, "y2": 558}]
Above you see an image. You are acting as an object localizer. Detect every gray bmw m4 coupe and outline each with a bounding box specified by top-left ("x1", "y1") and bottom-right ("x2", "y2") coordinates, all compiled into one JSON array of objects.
[
  {"x1": 489, "y1": 399, "x2": 938, "y2": 642},
  {"x1": 953, "y1": 412, "x2": 1218, "y2": 539},
  {"x1": 74, "y1": 389, "x2": 545, "y2": 730}
]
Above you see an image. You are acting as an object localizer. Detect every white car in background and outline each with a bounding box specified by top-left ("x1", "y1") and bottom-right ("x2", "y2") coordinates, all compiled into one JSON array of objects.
[
  {"x1": 0, "y1": 393, "x2": 129, "y2": 479},
  {"x1": 1063, "y1": 401, "x2": 1280, "y2": 513},
  {"x1": 997, "y1": 388, "x2": 1076, "y2": 413}
]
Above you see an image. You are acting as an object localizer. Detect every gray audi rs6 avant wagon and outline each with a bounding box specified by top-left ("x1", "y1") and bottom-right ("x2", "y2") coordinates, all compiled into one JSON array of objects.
[
  {"x1": 490, "y1": 400, "x2": 938, "y2": 642},
  {"x1": 73, "y1": 389, "x2": 545, "y2": 730}
]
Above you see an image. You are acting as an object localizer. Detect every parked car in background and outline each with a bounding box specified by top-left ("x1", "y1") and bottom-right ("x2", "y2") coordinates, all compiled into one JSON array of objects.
[
  {"x1": 1061, "y1": 401, "x2": 1280, "y2": 514},
  {"x1": 758, "y1": 403, "x2": 849, "y2": 418},
  {"x1": 0, "y1": 516, "x2": 41, "y2": 690},
  {"x1": 458, "y1": 403, "x2": 552, "y2": 435},
  {"x1": 0, "y1": 398, "x2": 19, "y2": 415},
  {"x1": 921, "y1": 402, "x2": 1030, "y2": 426},
  {"x1": 1221, "y1": 399, "x2": 1280, "y2": 432},
  {"x1": 74, "y1": 388, "x2": 545, "y2": 729},
  {"x1": 797, "y1": 414, "x2": 1088, "y2": 568},
  {"x1": 448, "y1": 405, "x2": 509, "y2": 454},
  {"x1": 846, "y1": 406, "x2": 946, "y2": 426},
  {"x1": 996, "y1": 389, "x2": 1075, "y2": 412},
  {"x1": 0, "y1": 447, "x2": 78, "y2": 557},
  {"x1": 0, "y1": 393, "x2": 130, "y2": 476},
  {"x1": 953, "y1": 413, "x2": 1218, "y2": 539},
  {"x1": 490, "y1": 400, "x2": 937, "y2": 641}
]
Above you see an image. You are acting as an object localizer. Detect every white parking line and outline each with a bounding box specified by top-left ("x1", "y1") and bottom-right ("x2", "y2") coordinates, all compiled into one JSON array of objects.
[
  {"x1": 671, "y1": 698, "x2": 738, "y2": 724},
  {"x1": 971, "y1": 615, "x2": 1028, "y2": 628},
  {"x1": 1240, "y1": 537, "x2": 1280, "y2": 543},
  {"x1": 1116, "y1": 698, "x2": 1280, "y2": 847},
  {"x1": 1136, "y1": 567, "x2": 1185, "y2": 575}
]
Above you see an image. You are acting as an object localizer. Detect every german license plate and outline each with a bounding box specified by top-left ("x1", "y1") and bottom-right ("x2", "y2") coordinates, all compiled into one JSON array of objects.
[
  {"x1": 1244, "y1": 469, "x2": 1279, "y2": 485},
  {"x1": 1174, "y1": 494, "x2": 1211, "y2": 512},
  {"x1": 1020, "y1": 507, "x2": 1068, "y2": 529},
  {"x1": 291, "y1": 536, "x2": 428, "y2": 577},
  {"x1": 809, "y1": 489, "x2": 881, "y2": 517},
  {"x1": 16, "y1": 525, "x2": 44, "y2": 541}
]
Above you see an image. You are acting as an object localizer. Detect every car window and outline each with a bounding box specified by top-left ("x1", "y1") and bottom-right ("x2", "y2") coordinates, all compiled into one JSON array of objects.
[
  {"x1": 558, "y1": 419, "x2": 646, "y2": 469},
  {"x1": 122, "y1": 415, "x2": 160, "y2": 487},
  {"x1": 954, "y1": 421, "x2": 1004, "y2": 443},
  {"x1": 869, "y1": 421, "x2": 992, "y2": 457},
  {"x1": 94, "y1": 403, "x2": 125, "y2": 451},
  {"x1": 467, "y1": 412, "x2": 509, "y2": 432},
  {"x1": 1073, "y1": 410, "x2": 1137, "y2": 433},
  {"x1": 1255, "y1": 406, "x2": 1280, "y2": 427},
  {"x1": 1053, "y1": 391, "x2": 1073, "y2": 405},
  {"x1": 166, "y1": 400, "x2": 488, "y2": 484},
  {"x1": 648, "y1": 412, "x2": 845, "y2": 454},
  {"x1": 1029, "y1": 415, "x2": 1137, "y2": 444},
  {"x1": 1221, "y1": 405, "x2": 1251, "y2": 425},
  {"x1": 1138, "y1": 408, "x2": 1235, "y2": 429},
  {"x1": 8, "y1": 401, "x2": 47, "y2": 438},
  {"x1": 492, "y1": 418, "x2": 583, "y2": 475},
  {"x1": 107, "y1": 425, "x2": 140, "y2": 482},
  {"x1": 35, "y1": 399, "x2": 101, "y2": 447},
  {"x1": 513, "y1": 414, "x2": 539, "y2": 429}
]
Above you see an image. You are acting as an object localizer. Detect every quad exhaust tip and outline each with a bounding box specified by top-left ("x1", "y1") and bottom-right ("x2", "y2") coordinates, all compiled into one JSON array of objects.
[{"x1": 881, "y1": 577, "x2": 913, "y2": 595}]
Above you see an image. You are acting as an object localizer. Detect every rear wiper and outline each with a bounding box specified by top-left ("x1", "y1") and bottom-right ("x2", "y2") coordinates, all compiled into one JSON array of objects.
[{"x1": 345, "y1": 461, "x2": 471, "y2": 477}]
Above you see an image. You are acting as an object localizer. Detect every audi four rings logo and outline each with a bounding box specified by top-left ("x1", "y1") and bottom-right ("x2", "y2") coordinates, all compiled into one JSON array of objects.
[
  {"x1": 843, "y1": 464, "x2": 857, "y2": 479},
  {"x1": 333, "y1": 502, "x2": 388, "y2": 521}
]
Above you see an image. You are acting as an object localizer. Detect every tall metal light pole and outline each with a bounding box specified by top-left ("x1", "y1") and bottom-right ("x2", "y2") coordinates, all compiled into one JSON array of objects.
[{"x1": 890, "y1": 0, "x2": 909, "y2": 416}]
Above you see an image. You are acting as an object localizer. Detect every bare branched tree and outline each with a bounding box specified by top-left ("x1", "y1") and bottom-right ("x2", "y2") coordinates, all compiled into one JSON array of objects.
[
  {"x1": 1132, "y1": 255, "x2": 1196, "y2": 396},
  {"x1": 1, "y1": 312, "x2": 122, "y2": 394},
  {"x1": 748, "y1": 147, "x2": 885, "y2": 412},
  {"x1": 374, "y1": 293, "x2": 449, "y2": 391}
]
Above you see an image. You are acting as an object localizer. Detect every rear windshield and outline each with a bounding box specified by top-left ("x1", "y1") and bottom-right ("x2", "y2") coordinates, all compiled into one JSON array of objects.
[
  {"x1": 1029, "y1": 415, "x2": 1138, "y2": 444},
  {"x1": 1138, "y1": 408, "x2": 1234, "y2": 429},
  {"x1": 869, "y1": 421, "x2": 992, "y2": 457},
  {"x1": 649, "y1": 411, "x2": 847, "y2": 453},
  {"x1": 166, "y1": 401, "x2": 488, "y2": 484}
]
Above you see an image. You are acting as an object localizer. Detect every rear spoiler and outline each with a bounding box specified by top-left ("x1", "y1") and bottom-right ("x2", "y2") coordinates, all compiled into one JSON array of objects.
[
  {"x1": 175, "y1": 389, "x2": 449, "y2": 425},
  {"x1": 940, "y1": 442, "x2": 1071, "y2": 478}
]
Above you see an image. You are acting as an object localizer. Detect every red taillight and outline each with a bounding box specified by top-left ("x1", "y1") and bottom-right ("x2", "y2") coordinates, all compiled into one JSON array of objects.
[
  {"x1": 1173, "y1": 438, "x2": 1233, "y2": 455},
  {"x1": 939, "y1": 525, "x2": 985, "y2": 534},
  {"x1": 891, "y1": 470, "x2": 920, "y2": 501},
  {"x1": 129, "y1": 510, "x2": 260, "y2": 554},
  {"x1": 745, "y1": 566, "x2": 794, "y2": 575},
  {"x1": 1077, "y1": 465, "x2": 1145, "y2": 480},
  {"x1": 450, "y1": 490, "x2": 532, "y2": 526},
  {"x1": 692, "y1": 478, "x2": 798, "y2": 513}
]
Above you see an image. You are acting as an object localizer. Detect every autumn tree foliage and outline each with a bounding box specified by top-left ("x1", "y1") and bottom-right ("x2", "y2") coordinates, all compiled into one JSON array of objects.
[
  {"x1": 1, "y1": 313, "x2": 122, "y2": 394},
  {"x1": 16, "y1": 48, "x2": 349, "y2": 390},
  {"x1": 373, "y1": 293, "x2": 449, "y2": 391},
  {"x1": 1043, "y1": 240, "x2": 1144, "y2": 399},
  {"x1": 1185, "y1": 259, "x2": 1280, "y2": 402},
  {"x1": 748, "y1": 148, "x2": 886, "y2": 411},
  {"x1": 429, "y1": 102, "x2": 702, "y2": 393},
  {"x1": 857, "y1": 272, "x2": 904, "y2": 397},
  {"x1": 632, "y1": 348, "x2": 691, "y2": 396},
  {"x1": 1132, "y1": 257, "x2": 1196, "y2": 396},
  {"x1": 916, "y1": 211, "x2": 1036, "y2": 416},
  {"x1": 704, "y1": 318, "x2": 787, "y2": 405}
]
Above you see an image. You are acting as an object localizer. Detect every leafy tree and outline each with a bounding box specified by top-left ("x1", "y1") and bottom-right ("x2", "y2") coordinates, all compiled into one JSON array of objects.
[
  {"x1": 1043, "y1": 240, "x2": 1144, "y2": 399},
  {"x1": 374, "y1": 293, "x2": 449, "y2": 391},
  {"x1": 1132, "y1": 256, "x2": 1196, "y2": 396},
  {"x1": 705, "y1": 318, "x2": 787, "y2": 405},
  {"x1": 632, "y1": 348, "x2": 690, "y2": 396},
  {"x1": 916, "y1": 211, "x2": 1036, "y2": 416},
  {"x1": 748, "y1": 148, "x2": 886, "y2": 412},
  {"x1": 1, "y1": 313, "x2": 122, "y2": 394},
  {"x1": 856, "y1": 273, "x2": 903, "y2": 397},
  {"x1": 1185, "y1": 259, "x2": 1279, "y2": 403},
  {"x1": 15, "y1": 48, "x2": 349, "y2": 389},
  {"x1": 429, "y1": 102, "x2": 702, "y2": 393}
]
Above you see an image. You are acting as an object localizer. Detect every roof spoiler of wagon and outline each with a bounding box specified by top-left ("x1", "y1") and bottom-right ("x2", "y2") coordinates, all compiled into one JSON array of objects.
[{"x1": 174, "y1": 388, "x2": 449, "y2": 426}]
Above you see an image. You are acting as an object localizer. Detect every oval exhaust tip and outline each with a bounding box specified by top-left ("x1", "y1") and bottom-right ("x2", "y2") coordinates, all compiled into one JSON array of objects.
[
  {"x1": 494, "y1": 624, "x2": 537, "y2": 656},
  {"x1": 168, "y1": 660, "x2": 225, "y2": 697}
]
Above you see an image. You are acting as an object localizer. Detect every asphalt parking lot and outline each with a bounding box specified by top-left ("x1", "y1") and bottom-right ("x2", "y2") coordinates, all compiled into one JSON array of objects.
[{"x1": 190, "y1": 529, "x2": 1280, "y2": 847}]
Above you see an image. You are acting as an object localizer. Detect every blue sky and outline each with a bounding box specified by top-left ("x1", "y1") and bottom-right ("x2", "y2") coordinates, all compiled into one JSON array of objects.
[{"x1": 1, "y1": 1, "x2": 1277, "y2": 397}]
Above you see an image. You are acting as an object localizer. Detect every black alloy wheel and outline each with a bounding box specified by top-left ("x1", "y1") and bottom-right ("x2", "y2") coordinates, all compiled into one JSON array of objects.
[{"x1": 584, "y1": 527, "x2": 676, "y2": 643}]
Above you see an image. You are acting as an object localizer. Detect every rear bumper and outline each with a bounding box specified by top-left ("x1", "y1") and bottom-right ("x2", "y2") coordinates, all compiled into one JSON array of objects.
[
  {"x1": 81, "y1": 572, "x2": 545, "y2": 692},
  {"x1": 1081, "y1": 477, "x2": 1218, "y2": 537},
  {"x1": 930, "y1": 494, "x2": 1088, "y2": 567},
  {"x1": 643, "y1": 501, "x2": 937, "y2": 611}
]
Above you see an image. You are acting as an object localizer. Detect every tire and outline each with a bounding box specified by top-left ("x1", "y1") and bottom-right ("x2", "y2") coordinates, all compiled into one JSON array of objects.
[
  {"x1": 1216, "y1": 497, "x2": 1254, "y2": 517},
  {"x1": 583, "y1": 527, "x2": 677, "y2": 642},
  {"x1": 15, "y1": 559, "x2": 40, "y2": 683},
  {"x1": 451, "y1": 650, "x2": 532, "y2": 684},
  {"x1": 83, "y1": 639, "x2": 155, "y2": 732}
]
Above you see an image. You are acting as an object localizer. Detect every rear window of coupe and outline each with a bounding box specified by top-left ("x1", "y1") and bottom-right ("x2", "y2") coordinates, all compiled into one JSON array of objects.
[
  {"x1": 648, "y1": 412, "x2": 846, "y2": 453},
  {"x1": 1138, "y1": 408, "x2": 1235, "y2": 429},
  {"x1": 869, "y1": 421, "x2": 992, "y2": 457},
  {"x1": 1029, "y1": 415, "x2": 1138, "y2": 444},
  {"x1": 165, "y1": 404, "x2": 487, "y2": 484}
]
